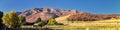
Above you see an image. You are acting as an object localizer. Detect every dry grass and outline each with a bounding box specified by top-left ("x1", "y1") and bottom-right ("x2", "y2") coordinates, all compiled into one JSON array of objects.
[
  {"x1": 47, "y1": 19, "x2": 120, "y2": 30},
  {"x1": 21, "y1": 19, "x2": 120, "y2": 30}
]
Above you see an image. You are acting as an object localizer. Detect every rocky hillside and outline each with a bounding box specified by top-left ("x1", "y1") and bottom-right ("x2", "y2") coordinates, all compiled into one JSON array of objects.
[
  {"x1": 19, "y1": 8, "x2": 78, "y2": 23},
  {"x1": 67, "y1": 12, "x2": 120, "y2": 21},
  {"x1": 18, "y1": 8, "x2": 120, "y2": 23}
]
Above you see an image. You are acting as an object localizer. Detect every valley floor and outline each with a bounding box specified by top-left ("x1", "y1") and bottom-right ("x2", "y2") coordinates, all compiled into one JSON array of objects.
[
  {"x1": 45, "y1": 19, "x2": 120, "y2": 30},
  {"x1": 20, "y1": 19, "x2": 120, "y2": 30}
]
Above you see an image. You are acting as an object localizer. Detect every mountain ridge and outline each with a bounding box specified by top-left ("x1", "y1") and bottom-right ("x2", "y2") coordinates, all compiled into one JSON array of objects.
[
  {"x1": 18, "y1": 8, "x2": 120, "y2": 23},
  {"x1": 19, "y1": 8, "x2": 78, "y2": 23}
]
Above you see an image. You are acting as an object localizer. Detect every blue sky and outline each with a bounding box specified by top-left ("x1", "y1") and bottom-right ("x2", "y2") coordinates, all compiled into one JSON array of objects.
[{"x1": 0, "y1": 0, "x2": 120, "y2": 14}]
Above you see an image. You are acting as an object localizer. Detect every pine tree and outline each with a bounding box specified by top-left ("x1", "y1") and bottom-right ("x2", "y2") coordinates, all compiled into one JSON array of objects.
[
  {"x1": 36, "y1": 17, "x2": 41, "y2": 23},
  {"x1": 0, "y1": 11, "x2": 3, "y2": 30}
]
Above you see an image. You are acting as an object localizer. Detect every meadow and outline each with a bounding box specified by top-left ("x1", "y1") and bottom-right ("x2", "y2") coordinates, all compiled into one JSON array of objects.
[
  {"x1": 20, "y1": 19, "x2": 120, "y2": 30},
  {"x1": 44, "y1": 19, "x2": 120, "y2": 30}
]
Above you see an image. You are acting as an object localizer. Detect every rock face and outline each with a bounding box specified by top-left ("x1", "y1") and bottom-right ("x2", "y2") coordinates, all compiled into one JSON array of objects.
[
  {"x1": 19, "y1": 8, "x2": 120, "y2": 23},
  {"x1": 19, "y1": 8, "x2": 78, "y2": 23}
]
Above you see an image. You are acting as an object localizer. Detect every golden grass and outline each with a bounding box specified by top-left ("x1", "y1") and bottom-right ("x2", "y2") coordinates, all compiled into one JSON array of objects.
[
  {"x1": 50, "y1": 19, "x2": 120, "y2": 30},
  {"x1": 21, "y1": 18, "x2": 120, "y2": 30}
]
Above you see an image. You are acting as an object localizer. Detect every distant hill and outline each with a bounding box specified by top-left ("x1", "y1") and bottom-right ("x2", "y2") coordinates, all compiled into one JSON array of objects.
[
  {"x1": 67, "y1": 12, "x2": 120, "y2": 21},
  {"x1": 18, "y1": 8, "x2": 120, "y2": 23}
]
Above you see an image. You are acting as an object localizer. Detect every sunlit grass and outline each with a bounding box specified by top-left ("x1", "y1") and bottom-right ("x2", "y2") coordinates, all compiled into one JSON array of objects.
[
  {"x1": 46, "y1": 19, "x2": 120, "y2": 30},
  {"x1": 21, "y1": 19, "x2": 120, "y2": 30}
]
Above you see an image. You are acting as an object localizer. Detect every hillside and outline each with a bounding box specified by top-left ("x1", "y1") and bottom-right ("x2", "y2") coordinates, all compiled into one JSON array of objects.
[
  {"x1": 19, "y1": 8, "x2": 77, "y2": 23},
  {"x1": 18, "y1": 8, "x2": 120, "y2": 23},
  {"x1": 67, "y1": 12, "x2": 120, "y2": 21}
]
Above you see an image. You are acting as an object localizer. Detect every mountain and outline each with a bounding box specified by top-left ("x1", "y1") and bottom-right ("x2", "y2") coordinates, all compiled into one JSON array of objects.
[
  {"x1": 67, "y1": 12, "x2": 120, "y2": 21},
  {"x1": 19, "y1": 8, "x2": 78, "y2": 23},
  {"x1": 16, "y1": 12, "x2": 22, "y2": 15},
  {"x1": 18, "y1": 8, "x2": 120, "y2": 23}
]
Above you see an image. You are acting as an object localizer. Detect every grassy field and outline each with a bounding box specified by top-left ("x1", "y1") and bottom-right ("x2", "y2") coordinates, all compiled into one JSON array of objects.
[
  {"x1": 44, "y1": 25, "x2": 119, "y2": 30},
  {"x1": 44, "y1": 19, "x2": 120, "y2": 30},
  {"x1": 21, "y1": 19, "x2": 120, "y2": 30}
]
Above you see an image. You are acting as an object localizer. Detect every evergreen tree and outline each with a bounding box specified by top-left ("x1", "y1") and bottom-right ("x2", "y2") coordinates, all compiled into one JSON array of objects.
[
  {"x1": 34, "y1": 18, "x2": 45, "y2": 30},
  {"x1": 36, "y1": 17, "x2": 41, "y2": 23},
  {"x1": 0, "y1": 11, "x2": 3, "y2": 30},
  {"x1": 35, "y1": 18, "x2": 45, "y2": 26}
]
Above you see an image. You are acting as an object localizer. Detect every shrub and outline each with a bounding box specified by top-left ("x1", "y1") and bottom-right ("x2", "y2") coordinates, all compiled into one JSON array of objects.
[{"x1": 47, "y1": 18, "x2": 57, "y2": 25}]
